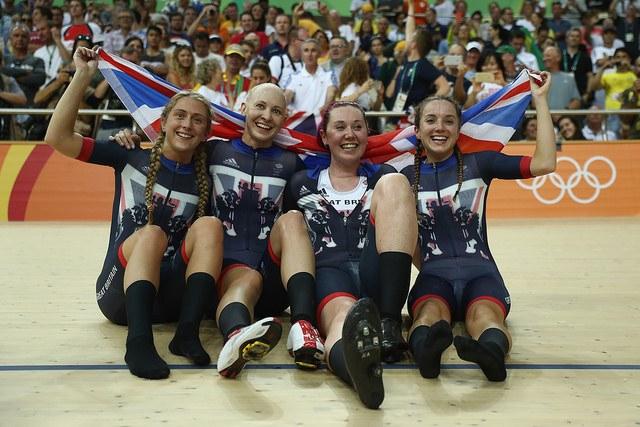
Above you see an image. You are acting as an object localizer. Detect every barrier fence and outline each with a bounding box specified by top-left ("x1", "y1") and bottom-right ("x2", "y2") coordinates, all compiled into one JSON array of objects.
[{"x1": 0, "y1": 141, "x2": 638, "y2": 221}]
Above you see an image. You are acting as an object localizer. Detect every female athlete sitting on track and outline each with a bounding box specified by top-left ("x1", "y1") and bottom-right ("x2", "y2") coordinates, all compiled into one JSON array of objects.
[
  {"x1": 400, "y1": 72, "x2": 556, "y2": 382},
  {"x1": 286, "y1": 101, "x2": 418, "y2": 409},
  {"x1": 44, "y1": 47, "x2": 224, "y2": 380}
]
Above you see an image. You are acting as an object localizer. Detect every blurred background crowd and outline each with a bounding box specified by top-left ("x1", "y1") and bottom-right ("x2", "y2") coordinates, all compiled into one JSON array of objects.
[{"x1": 0, "y1": 0, "x2": 638, "y2": 142}]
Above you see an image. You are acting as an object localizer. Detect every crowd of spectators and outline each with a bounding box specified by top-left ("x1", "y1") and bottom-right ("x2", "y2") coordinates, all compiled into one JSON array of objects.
[{"x1": 0, "y1": 0, "x2": 639, "y2": 141}]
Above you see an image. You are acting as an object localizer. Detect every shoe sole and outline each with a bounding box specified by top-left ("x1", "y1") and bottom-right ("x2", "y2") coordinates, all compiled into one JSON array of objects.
[
  {"x1": 289, "y1": 346, "x2": 323, "y2": 370},
  {"x1": 342, "y1": 298, "x2": 384, "y2": 409},
  {"x1": 219, "y1": 319, "x2": 283, "y2": 379}
]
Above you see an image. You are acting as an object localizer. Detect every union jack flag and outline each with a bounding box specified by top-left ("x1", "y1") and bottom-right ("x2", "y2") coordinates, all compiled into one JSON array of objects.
[{"x1": 97, "y1": 49, "x2": 538, "y2": 169}]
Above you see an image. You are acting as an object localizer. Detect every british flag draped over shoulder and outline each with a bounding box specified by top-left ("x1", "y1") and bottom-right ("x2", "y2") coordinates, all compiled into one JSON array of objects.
[{"x1": 97, "y1": 48, "x2": 539, "y2": 169}]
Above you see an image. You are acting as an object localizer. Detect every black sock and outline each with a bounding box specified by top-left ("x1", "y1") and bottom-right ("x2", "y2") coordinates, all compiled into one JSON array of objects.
[
  {"x1": 478, "y1": 328, "x2": 509, "y2": 358},
  {"x1": 218, "y1": 302, "x2": 252, "y2": 341},
  {"x1": 287, "y1": 272, "x2": 316, "y2": 326},
  {"x1": 454, "y1": 328, "x2": 509, "y2": 382},
  {"x1": 328, "y1": 339, "x2": 353, "y2": 386},
  {"x1": 124, "y1": 280, "x2": 169, "y2": 380},
  {"x1": 169, "y1": 273, "x2": 216, "y2": 366},
  {"x1": 409, "y1": 321, "x2": 453, "y2": 379},
  {"x1": 377, "y1": 252, "x2": 412, "y2": 321}
]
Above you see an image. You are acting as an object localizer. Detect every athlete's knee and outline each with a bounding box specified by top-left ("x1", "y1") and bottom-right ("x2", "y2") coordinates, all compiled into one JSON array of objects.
[
  {"x1": 274, "y1": 210, "x2": 307, "y2": 235},
  {"x1": 374, "y1": 173, "x2": 411, "y2": 200},
  {"x1": 189, "y1": 216, "x2": 224, "y2": 241},
  {"x1": 466, "y1": 299, "x2": 505, "y2": 324},
  {"x1": 135, "y1": 225, "x2": 168, "y2": 250}
]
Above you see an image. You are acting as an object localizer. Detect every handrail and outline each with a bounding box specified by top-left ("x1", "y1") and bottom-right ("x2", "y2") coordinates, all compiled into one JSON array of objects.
[{"x1": 0, "y1": 108, "x2": 638, "y2": 117}]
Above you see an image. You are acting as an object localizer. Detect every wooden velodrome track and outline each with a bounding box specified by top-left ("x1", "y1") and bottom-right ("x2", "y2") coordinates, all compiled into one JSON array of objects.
[{"x1": 1, "y1": 217, "x2": 639, "y2": 426}]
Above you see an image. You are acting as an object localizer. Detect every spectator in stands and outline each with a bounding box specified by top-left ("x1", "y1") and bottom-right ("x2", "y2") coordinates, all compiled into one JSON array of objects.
[
  {"x1": 140, "y1": 25, "x2": 169, "y2": 78},
  {"x1": 562, "y1": 0, "x2": 587, "y2": 27},
  {"x1": 561, "y1": 27, "x2": 593, "y2": 100},
  {"x1": 33, "y1": 19, "x2": 72, "y2": 86},
  {"x1": 335, "y1": 57, "x2": 379, "y2": 112},
  {"x1": 516, "y1": 0, "x2": 536, "y2": 32},
  {"x1": 614, "y1": 5, "x2": 640, "y2": 61},
  {"x1": 367, "y1": 36, "x2": 388, "y2": 81},
  {"x1": 548, "y1": 1, "x2": 572, "y2": 44},
  {"x1": 162, "y1": 0, "x2": 204, "y2": 15},
  {"x1": 620, "y1": 78, "x2": 640, "y2": 138},
  {"x1": 61, "y1": 0, "x2": 103, "y2": 49},
  {"x1": 261, "y1": 13, "x2": 290, "y2": 60},
  {"x1": 167, "y1": 12, "x2": 192, "y2": 47},
  {"x1": 0, "y1": 50, "x2": 27, "y2": 140},
  {"x1": 434, "y1": 0, "x2": 456, "y2": 27},
  {"x1": 591, "y1": 25, "x2": 624, "y2": 70},
  {"x1": 357, "y1": 17, "x2": 375, "y2": 54},
  {"x1": 387, "y1": 11, "x2": 406, "y2": 43},
  {"x1": 591, "y1": 47, "x2": 637, "y2": 134},
  {"x1": 521, "y1": 117, "x2": 538, "y2": 140},
  {"x1": 379, "y1": 40, "x2": 405, "y2": 112},
  {"x1": 463, "y1": 41, "x2": 483, "y2": 79},
  {"x1": 193, "y1": 30, "x2": 222, "y2": 68},
  {"x1": 385, "y1": 2, "x2": 449, "y2": 113},
  {"x1": 233, "y1": 59, "x2": 272, "y2": 110},
  {"x1": 374, "y1": 16, "x2": 393, "y2": 50},
  {"x1": 250, "y1": 2, "x2": 266, "y2": 32},
  {"x1": 284, "y1": 38, "x2": 336, "y2": 115},
  {"x1": 464, "y1": 49, "x2": 507, "y2": 108},
  {"x1": 167, "y1": 45, "x2": 197, "y2": 89},
  {"x1": 221, "y1": 43, "x2": 250, "y2": 108},
  {"x1": 2, "y1": 23, "x2": 46, "y2": 134},
  {"x1": 500, "y1": 7, "x2": 516, "y2": 31},
  {"x1": 557, "y1": 115, "x2": 586, "y2": 140},
  {"x1": 543, "y1": 46, "x2": 581, "y2": 110},
  {"x1": 496, "y1": 44, "x2": 520, "y2": 82},
  {"x1": 582, "y1": 106, "x2": 618, "y2": 140},
  {"x1": 239, "y1": 38, "x2": 260, "y2": 77},
  {"x1": 269, "y1": 26, "x2": 306, "y2": 86},
  {"x1": 229, "y1": 11, "x2": 268, "y2": 50},
  {"x1": 313, "y1": 29, "x2": 330, "y2": 65},
  {"x1": 322, "y1": 36, "x2": 350, "y2": 87},
  {"x1": 220, "y1": 1, "x2": 241, "y2": 39},
  {"x1": 194, "y1": 58, "x2": 227, "y2": 107},
  {"x1": 424, "y1": 8, "x2": 447, "y2": 52},
  {"x1": 103, "y1": 8, "x2": 144, "y2": 54},
  {"x1": 485, "y1": 23, "x2": 508, "y2": 52},
  {"x1": 325, "y1": 8, "x2": 358, "y2": 51},
  {"x1": 186, "y1": 4, "x2": 222, "y2": 39},
  {"x1": 442, "y1": 44, "x2": 472, "y2": 105},
  {"x1": 509, "y1": 29, "x2": 539, "y2": 71}
]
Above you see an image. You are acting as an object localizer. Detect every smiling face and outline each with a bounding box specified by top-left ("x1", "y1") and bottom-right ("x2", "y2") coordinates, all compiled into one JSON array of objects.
[
  {"x1": 321, "y1": 104, "x2": 368, "y2": 167},
  {"x1": 415, "y1": 99, "x2": 460, "y2": 162},
  {"x1": 161, "y1": 95, "x2": 211, "y2": 163},
  {"x1": 558, "y1": 117, "x2": 577, "y2": 139},
  {"x1": 242, "y1": 84, "x2": 287, "y2": 148}
]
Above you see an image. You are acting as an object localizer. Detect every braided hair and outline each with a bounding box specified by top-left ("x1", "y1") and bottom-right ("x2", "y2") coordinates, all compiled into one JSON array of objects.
[
  {"x1": 412, "y1": 95, "x2": 464, "y2": 210},
  {"x1": 143, "y1": 91, "x2": 213, "y2": 225}
]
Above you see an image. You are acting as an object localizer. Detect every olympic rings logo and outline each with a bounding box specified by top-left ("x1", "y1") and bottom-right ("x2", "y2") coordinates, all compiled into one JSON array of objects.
[{"x1": 516, "y1": 156, "x2": 617, "y2": 205}]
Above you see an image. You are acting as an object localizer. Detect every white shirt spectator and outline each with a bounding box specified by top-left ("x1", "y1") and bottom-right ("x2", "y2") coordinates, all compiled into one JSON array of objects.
[
  {"x1": 581, "y1": 125, "x2": 617, "y2": 141},
  {"x1": 434, "y1": 0, "x2": 455, "y2": 26},
  {"x1": 196, "y1": 85, "x2": 228, "y2": 107},
  {"x1": 340, "y1": 82, "x2": 374, "y2": 110},
  {"x1": 195, "y1": 52, "x2": 225, "y2": 69},
  {"x1": 591, "y1": 44, "x2": 625, "y2": 71},
  {"x1": 284, "y1": 66, "x2": 335, "y2": 113},
  {"x1": 269, "y1": 53, "x2": 302, "y2": 86},
  {"x1": 517, "y1": 50, "x2": 540, "y2": 71},
  {"x1": 33, "y1": 44, "x2": 64, "y2": 86},
  {"x1": 103, "y1": 29, "x2": 147, "y2": 54}
]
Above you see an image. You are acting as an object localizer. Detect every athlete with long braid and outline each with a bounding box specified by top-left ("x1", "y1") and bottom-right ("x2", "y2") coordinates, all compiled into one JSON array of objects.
[
  {"x1": 400, "y1": 72, "x2": 556, "y2": 382},
  {"x1": 44, "y1": 46, "x2": 224, "y2": 380}
]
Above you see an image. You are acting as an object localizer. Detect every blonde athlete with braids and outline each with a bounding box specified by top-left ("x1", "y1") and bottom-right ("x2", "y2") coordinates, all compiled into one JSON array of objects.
[
  {"x1": 44, "y1": 46, "x2": 224, "y2": 380},
  {"x1": 400, "y1": 72, "x2": 556, "y2": 382}
]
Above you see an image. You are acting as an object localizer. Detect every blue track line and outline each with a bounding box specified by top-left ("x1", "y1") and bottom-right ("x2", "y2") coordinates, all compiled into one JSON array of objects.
[{"x1": 1, "y1": 363, "x2": 640, "y2": 372}]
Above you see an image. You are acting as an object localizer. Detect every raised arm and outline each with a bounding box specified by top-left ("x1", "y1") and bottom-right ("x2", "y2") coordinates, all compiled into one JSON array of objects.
[
  {"x1": 43, "y1": 47, "x2": 99, "y2": 158},
  {"x1": 529, "y1": 71, "x2": 556, "y2": 176}
]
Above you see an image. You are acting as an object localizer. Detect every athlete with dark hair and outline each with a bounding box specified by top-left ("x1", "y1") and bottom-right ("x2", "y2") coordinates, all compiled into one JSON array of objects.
[
  {"x1": 286, "y1": 101, "x2": 418, "y2": 408},
  {"x1": 44, "y1": 46, "x2": 224, "y2": 380},
  {"x1": 401, "y1": 71, "x2": 556, "y2": 382}
]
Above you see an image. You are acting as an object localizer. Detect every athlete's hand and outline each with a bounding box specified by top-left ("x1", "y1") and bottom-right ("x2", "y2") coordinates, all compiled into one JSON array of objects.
[
  {"x1": 109, "y1": 128, "x2": 141, "y2": 150},
  {"x1": 73, "y1": 46, "x2": 99, "y2": 76},
  {"x1": 530, "y1": 70, "x2": 550, "y2": 99}
]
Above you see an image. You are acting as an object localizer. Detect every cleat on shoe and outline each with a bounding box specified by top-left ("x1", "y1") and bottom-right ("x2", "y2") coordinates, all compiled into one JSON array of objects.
[
  {"x1": 381, "y1": 317, "x2": 408, "y2": 363},
  {"x1": 217, "y1": 317, "x2": 282, "y2": 378},
  {"x1": 286, "y1": 319, "x2": 325, "y2": 370},
  {"x1": 342, "y1": 298, "x2": 384, "y2": 409}
]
